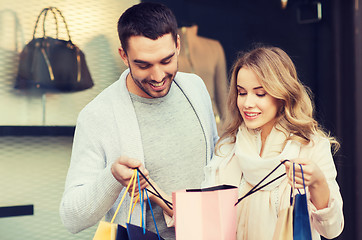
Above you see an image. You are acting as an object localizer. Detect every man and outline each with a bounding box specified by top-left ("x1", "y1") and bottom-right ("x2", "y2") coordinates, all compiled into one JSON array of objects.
[{"x1": 59, "y1": 2, "x2": 218, "y2": 239}]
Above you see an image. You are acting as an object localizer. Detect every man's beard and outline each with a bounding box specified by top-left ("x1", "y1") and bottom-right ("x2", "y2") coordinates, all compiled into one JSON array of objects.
[{"x1": 129, "y1": 66, "x2": 178, "y2": 98}]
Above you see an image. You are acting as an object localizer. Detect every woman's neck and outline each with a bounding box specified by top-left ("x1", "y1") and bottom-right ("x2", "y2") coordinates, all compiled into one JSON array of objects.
[{"x1": 259, "y1": 125, "x2": 275, "y2": 156}]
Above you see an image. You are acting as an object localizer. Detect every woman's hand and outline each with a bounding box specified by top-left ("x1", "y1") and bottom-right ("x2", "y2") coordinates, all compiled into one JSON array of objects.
[
  {"x1": 283, "y1": 158, "x2": 325, "y2": 189},
  {"x1": 283, "y1": 158, "x2": 330, "y2": 210}
]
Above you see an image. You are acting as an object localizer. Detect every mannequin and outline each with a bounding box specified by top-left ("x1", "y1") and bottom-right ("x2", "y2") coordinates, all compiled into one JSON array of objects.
[{"x1": 177, "y1": 25, "x2": 228, "y2": 133}]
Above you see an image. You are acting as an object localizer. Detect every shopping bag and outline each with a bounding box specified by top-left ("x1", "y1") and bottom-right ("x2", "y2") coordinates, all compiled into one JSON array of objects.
[
  {"x1": 93, "y1": 221, "x2": 118, "y2": 240},
  {"x1": 126, "y1": 169, "x2": 165, "y2": 240},
  {"x1": 293, "y1": 164, "x2": 312, "y2": 240},
  {"x1": 272, "y1": 163, "x2": 312, "y2": 240},
  {"x1": 93, "y1": 169, "x2": 138, "y2": 240},
  {"x1": 93, "y1": 168, "x2": 167, "y2": 240},
  {"x1": 172, "y1": 184, "x2": 238, "y2": 240},
  {"x1": 272, "y1": 202, "x2": 293, "y2": 240}
]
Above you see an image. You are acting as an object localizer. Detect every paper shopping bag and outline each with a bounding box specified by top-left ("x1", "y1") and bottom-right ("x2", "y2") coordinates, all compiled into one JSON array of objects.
[
  {"x1": 93, "y1": 170, "x2": 137, "y2": 240},
  {"x1": 126, "y1": 223, "x2": 164, "y2": 240},
  {"x1": 115, "y1": 225, "x2": 129, "y2": 240},
  {"x1": 293, "y1": 164, "x2": 312, "y2": 240},
  {"x1": 273, "y1": 163, "x2": 312, "y2": 240},
  {"x1": 272, "y1": 205, "x2": 293, "y2": 240},
  {"x1": 93, "y1": 220, "x2": 118, "y2": 240},
  {"x1": 93, "y1": 169, "x2": 166, "y2": 240},
  {"x1": 126, "y1": 169, "x2": 165, "y2": 240},
  {"x1": 173, "y1": 185, "x2": 238, "y2": 240}
]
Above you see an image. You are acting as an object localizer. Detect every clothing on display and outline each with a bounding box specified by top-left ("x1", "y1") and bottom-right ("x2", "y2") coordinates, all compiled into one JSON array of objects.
[{"x1": 177, "y1": 25, "x2": 228, "y2": 133}]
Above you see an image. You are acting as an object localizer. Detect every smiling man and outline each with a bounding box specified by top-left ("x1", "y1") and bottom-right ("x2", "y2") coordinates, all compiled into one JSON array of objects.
[
  {"x1": 120, "y1": 33, "x2": 178, "y2": 98},
  {"x1": 59, "y1": 2, "x2": 218, "y2": 240}
]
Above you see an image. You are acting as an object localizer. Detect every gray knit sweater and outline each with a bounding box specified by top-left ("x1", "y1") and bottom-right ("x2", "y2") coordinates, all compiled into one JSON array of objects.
[{"x1": 59, "y1": 69, "x2": 218, "y2": 234}]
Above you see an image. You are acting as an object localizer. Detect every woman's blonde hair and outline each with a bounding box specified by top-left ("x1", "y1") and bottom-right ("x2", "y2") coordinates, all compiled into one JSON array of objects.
[{"x1": 218, "y1": 46, "x2": 339, "y2": 154}]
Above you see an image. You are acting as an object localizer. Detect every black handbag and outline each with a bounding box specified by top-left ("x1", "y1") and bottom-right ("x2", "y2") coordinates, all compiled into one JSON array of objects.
[{"x1": 15, "y1": 6, "x2": 93, "y2": 92}]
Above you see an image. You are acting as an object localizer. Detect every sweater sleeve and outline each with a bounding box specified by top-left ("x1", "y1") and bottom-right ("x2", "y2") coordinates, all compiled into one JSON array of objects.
[
  {"x1": 59, "y1": 109, "x2": 124, "y2": 234},
  {"x1": 307, "y1": 137, "x2": 344, "y2": 239}
]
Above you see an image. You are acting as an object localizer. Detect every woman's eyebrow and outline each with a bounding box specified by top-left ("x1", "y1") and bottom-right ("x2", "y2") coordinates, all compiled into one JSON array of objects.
[{"x1": 236, "y1": 85, "x2": 263, "y2": 90}]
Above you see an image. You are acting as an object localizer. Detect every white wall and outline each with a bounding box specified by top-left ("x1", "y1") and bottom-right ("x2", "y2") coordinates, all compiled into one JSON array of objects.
[
  {"x1": 0, "y1": 0, "x2": 139, "y2": 125},
  {"x1": 0, "y1": 1, "x2": 139, "y2": 239}
]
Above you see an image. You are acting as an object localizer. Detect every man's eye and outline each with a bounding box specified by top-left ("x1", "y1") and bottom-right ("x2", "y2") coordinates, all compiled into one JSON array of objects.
[
  {"x1": 161, "y1": 59, "x2": 171, "y2": 65},
  {"x1": 138, "y1": 65, "x2": 150, "y2": 69}
]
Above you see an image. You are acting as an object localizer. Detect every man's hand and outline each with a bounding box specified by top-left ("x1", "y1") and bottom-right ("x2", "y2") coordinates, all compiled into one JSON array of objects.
[{"x1": 111, "y1": 156, "x2": 149, "y2": 192}]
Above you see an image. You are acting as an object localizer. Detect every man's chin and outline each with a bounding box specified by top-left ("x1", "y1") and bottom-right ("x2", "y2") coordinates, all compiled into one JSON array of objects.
[
  {"x1": 148, "y1": 88, "x2": 170, "y2": 98},
  {"x1": 148, "y1": 80, "x2": 173, "y2": 98}
]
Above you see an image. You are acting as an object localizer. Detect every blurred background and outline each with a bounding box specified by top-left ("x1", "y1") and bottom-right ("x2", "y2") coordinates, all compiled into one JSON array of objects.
[{"x1": 0, "y1": 0, "x2": 360, "y2": 239}]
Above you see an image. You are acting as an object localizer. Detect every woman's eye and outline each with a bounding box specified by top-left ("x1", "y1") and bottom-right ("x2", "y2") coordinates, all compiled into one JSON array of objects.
[
  {"x1": 256, "y1": 93, "x2": 266, "y2": 97},
  {"x1": 238, "y1": 92, "x2": 247, "y2": 96}
]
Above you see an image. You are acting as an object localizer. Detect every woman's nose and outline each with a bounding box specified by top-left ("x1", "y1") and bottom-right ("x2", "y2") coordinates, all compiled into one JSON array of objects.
[{"x1": 243, "y1": 94, "x2": 255, "y2": 108}]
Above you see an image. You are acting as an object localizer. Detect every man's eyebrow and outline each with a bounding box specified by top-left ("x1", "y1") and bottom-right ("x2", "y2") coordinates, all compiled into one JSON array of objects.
[
  {"x1": 161, "y1": 52, "x2": 175, "y2": 61},
  {"x1": 133, "y1": 52, "x2": 176, "y2": 65},
  {"x1": 133, "y1": 59, "x2": 149, "y2": 64}
]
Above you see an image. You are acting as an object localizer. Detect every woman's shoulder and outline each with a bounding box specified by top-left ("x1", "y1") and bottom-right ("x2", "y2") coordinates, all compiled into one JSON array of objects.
[
  {"x1": 215, "y1": 136, "x2": 236, "y2": 155},
  {"x1": 299, "y1": 133, "x2": 332, "y2": 159},
  {"x1": 306, "y1": 134, "x2": 330, "y2": 148}
]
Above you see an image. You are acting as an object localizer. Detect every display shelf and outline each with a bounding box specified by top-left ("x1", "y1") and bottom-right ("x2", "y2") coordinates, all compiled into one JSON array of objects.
[
  {"x1": 0, "y1": 205, "x2": 34, "y2": 218},
  {"x1": 0, "y1": 126, "x2": 75, "y2": 136}
]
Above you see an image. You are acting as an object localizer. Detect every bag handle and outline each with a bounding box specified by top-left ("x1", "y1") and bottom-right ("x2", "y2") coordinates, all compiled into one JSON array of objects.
[
  {"x1": 31, "y1": 7, "x2": 82, "y2": 84},
  {"x1": 33, "y1": 6, "x2": 72, "y2": 41},
  {"x1": 235, "y1": 159, "x2": 289, "y2": 206},
  {"x1": 110, "y1": 169, "x2": 137, "y2": 224},
  {"x1": 137, "y1": 168, "x2": 173, "y2": 210},
  {"x1": 136, "y1": 170, "x2": 162, "y2": 240},
  {"x1": 290, "y1": 163, "x2": 305, "y2": 205}
]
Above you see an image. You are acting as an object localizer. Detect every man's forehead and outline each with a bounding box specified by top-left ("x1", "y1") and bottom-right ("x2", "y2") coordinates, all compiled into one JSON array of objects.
[{"x1": 126, "y1": 34, "x2": 177, "y2": 62}]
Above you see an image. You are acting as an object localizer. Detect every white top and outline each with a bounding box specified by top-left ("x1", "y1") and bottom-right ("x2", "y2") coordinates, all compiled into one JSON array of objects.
[{"x1": 203, "y1": 126, "x2": 344, "y2": 240}]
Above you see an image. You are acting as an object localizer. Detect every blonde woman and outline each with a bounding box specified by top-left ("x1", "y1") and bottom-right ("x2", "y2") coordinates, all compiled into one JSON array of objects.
[{"x1": 203, "y1": 46, "x2": 344, "y2": 239}]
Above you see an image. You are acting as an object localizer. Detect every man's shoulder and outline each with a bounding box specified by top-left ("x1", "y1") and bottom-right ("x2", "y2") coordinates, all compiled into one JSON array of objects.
[
  {"x1": 175, "y1": 71, "x2": 202, "y2": 81},
  {"x1": 174, "y1": 71, "x2": 206, "y2": 89},
  {"x1": 78, "y1": 79, "x2": 125, "y2": 120},
  {"x1": 84, "y1": 69, "x2": 128, "y2": 111}
]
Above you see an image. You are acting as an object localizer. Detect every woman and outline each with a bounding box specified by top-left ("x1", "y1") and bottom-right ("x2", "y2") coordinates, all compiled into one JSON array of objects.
[{"x1": 203, "y1": 46, "x2": 344, "y2": 239}]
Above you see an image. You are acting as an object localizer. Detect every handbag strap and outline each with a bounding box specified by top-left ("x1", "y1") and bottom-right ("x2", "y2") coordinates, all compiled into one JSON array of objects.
[
  {"x1": 33, "y1": 6, "x2": 72, "y2": 41},
  {"x1": 235, "y1": 159, "x2": 289, "y2": 206}
]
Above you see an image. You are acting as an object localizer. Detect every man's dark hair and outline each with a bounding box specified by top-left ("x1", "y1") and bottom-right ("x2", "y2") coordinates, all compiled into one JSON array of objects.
[{"x1": 117, "y1": 2, "x2": 178, "y2": 53}]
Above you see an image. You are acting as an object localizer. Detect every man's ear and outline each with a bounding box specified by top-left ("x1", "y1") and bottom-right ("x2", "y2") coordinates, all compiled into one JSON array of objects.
[
  {"x1": 118, "y1": 46, "x2": 129, "y2": 67},
  {"x1": 176, "y1": 34, "x2": 181, "y2": 56}
]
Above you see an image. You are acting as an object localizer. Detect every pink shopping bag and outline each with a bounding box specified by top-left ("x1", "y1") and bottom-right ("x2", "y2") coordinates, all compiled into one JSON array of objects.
[{"x1": 172, "y1": 185, "x2": 238, "y2": 240}]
